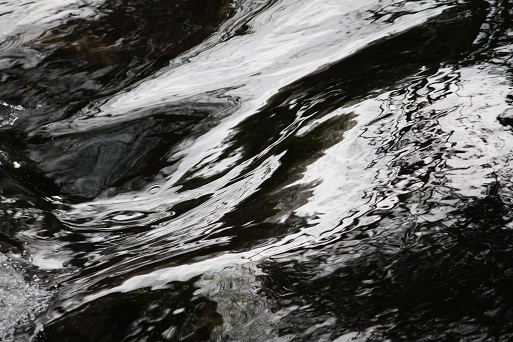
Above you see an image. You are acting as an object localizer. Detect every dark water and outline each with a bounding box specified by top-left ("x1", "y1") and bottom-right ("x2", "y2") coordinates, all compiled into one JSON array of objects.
[{"x1": 2, "y1": 0, "x2": 513, "y2": 340}]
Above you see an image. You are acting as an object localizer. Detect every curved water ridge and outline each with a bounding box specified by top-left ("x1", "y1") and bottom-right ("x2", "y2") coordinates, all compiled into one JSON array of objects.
[
  {"x1": 3, "y1": 0, "x2": 513, "y2": 340},
  {"x1": 0, "y1": 0, "x2": 102, "y2": 41},
  {"x1": 35, "y1": 0, "x2": 466, "y2": 290},
  {"x1": 43, "y1": 0, "x2": 452, "y2": 133},
  {"x1": 60, "y1": 63, "x2": 513, "y2": 340}
]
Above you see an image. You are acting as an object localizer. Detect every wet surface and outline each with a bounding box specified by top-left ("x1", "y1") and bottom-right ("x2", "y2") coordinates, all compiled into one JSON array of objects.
[{"x1": 3, "y1": 0, "x2": 513, "y2": 340}]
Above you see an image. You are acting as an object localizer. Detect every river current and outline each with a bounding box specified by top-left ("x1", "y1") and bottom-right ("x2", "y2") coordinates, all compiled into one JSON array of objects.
[{"x1": 1, "y1": 0, "x2": 513, "y2": 340}]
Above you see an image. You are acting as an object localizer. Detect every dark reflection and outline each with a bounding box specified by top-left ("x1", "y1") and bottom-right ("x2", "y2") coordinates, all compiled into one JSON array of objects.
[
  {"x1": 37, "y1": 277, "x2": 223, "y2": 341},
  {"x1": 257, "y1": 181, "x2": 513, "y2": 340},
  {"x1": 466, "y1": 0, "x2": 512, "y2": 65},
  {"x1": 203, "y1": 114, "x2": 356, "y2": 251},
  {"x1": 28, "y1": 98, "x2": 237, "y2": 201},
  {"x1": 6, "y1": 0, "x2": 487, "y2": 203},
  {"x1": 0, "y1": 146, "x2": 65, "y2": 256}
]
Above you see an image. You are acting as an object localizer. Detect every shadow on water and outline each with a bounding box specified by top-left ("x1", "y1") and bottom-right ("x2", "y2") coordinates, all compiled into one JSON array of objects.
[{"x1": 37, "y1": 277, "x2": 224, "y2": 342}]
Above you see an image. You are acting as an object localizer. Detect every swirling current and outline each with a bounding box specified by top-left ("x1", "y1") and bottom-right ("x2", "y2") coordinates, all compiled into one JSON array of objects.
[{"x1": 1, "y1": 0, "x2": 513, "y2": 340}]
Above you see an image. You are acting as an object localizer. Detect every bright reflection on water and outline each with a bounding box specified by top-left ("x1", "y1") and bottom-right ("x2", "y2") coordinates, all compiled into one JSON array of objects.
[{"x1": 2, "y1": 0, "x2": 513, "y2": 340}]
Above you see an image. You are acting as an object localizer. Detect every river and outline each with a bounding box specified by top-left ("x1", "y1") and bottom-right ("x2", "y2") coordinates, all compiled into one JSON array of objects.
[{"x1": 1, "y1": 0, "x2": 513, "y2": 340}]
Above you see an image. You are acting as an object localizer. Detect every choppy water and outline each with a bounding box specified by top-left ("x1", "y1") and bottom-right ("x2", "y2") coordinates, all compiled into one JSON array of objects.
[{"x1": 2, "y1": 0, "x2": 513, "y2": 340}]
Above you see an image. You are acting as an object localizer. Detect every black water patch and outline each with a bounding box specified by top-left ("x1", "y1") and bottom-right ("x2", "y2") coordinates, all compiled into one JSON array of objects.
[
  {"x1": 258, "y1": 189, "x2": 513, "y2": 340},
  {"x1": 36, "y1": 279, "x2": 223, "y2": 342},
  {"x1": 28, "y1": 107, "x2": 211, "y2": 201}
]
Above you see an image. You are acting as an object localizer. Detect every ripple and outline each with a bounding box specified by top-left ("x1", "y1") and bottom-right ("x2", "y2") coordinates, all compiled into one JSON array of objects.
[{"x1": 3, "y1": 0, "x2": 513, "y2": 340}]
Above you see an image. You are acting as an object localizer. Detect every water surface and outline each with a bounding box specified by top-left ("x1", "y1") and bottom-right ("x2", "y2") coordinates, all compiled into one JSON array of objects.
[{"x1": 2, "y1": 0, "x2": 513, "y2": 340}]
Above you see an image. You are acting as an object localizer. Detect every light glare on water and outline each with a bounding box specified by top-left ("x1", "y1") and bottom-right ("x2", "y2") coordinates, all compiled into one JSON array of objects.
[{"x1": 2, "y1": 0, "x2": 513, "y2": 340}]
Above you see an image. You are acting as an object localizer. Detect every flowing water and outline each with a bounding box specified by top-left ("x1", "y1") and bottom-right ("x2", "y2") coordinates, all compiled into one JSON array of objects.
[{"x1": 1, "y1": 0, "x2": 513, "y2": 340}]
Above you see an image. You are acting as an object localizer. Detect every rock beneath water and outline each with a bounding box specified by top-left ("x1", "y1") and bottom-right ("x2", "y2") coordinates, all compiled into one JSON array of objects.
[{"x1": 498, "y1": 108, "x2": 513, "y2": 127}]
